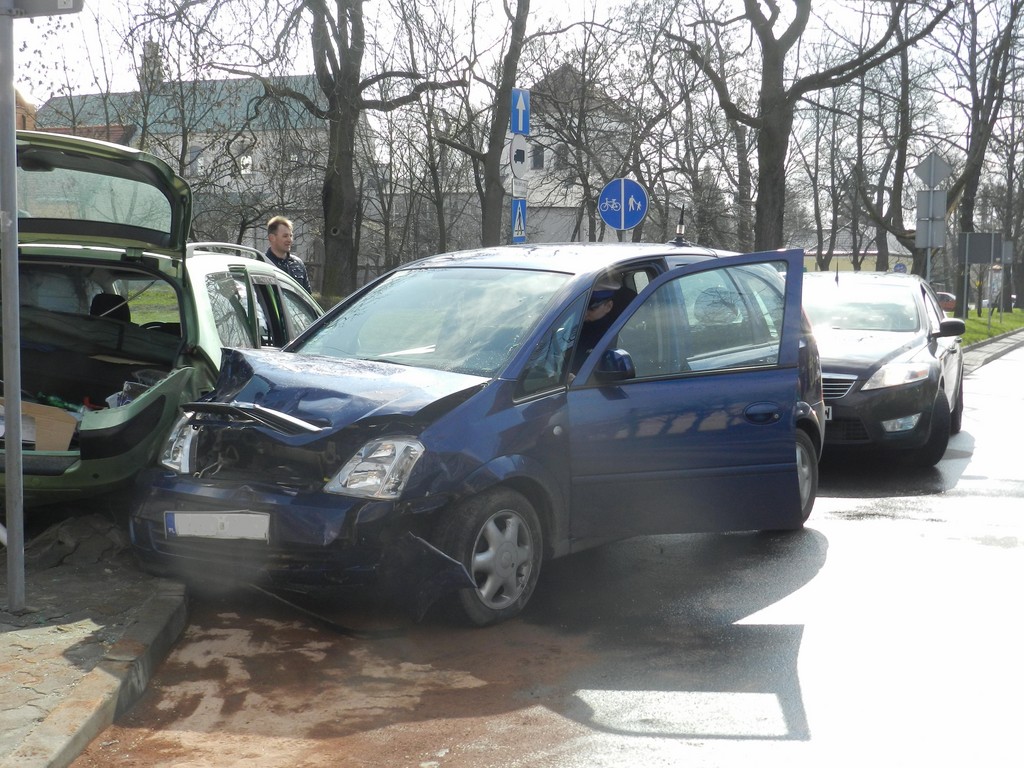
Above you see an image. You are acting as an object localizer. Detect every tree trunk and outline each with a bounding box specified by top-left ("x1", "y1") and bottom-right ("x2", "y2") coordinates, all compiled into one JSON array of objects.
[
  {"x1": 480, "y1": 0, "x2": 531, "y2": 246},
  {"x1": 753, "y1": 90, "x2": 793, "y2": 251},
  {"x1": 321, "y1": 115, "x2": 360, "y2": 301},
  {"x1": 731, "y1": 122, "x2": 754, "y2": 252}
]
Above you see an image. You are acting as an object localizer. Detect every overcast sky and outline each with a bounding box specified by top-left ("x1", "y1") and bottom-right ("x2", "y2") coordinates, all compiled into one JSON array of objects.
[{"x1": 9, "y1": 0, "x2": 620, "y2": 107}]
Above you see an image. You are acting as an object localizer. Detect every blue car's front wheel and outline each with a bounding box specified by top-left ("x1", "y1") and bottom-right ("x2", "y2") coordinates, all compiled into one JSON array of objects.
[
  {"x1": 796, "y1": 429, "x2": 818, "y2": 525},
  {"x1": 435, "y1": 487, "x2": 543, "y2": 626}
]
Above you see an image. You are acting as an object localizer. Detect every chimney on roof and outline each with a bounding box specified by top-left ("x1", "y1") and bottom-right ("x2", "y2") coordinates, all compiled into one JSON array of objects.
[{"x1": 139, "y1": 40, "x2": 165, "y2": 90}]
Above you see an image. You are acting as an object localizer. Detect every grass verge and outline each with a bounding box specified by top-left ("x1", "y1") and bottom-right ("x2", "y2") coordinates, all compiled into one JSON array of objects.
[{"x1": 960, "y1": 307, "x2": 1024, "y2": 347}]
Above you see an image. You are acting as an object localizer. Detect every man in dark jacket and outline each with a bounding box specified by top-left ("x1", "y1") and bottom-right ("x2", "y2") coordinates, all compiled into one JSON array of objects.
[
  {"x1": 572, "y1": 274, "x2": 636, "y2": 373},
  {"x1": 265, "y1": 216, "x2": 312, "y2": 293}
]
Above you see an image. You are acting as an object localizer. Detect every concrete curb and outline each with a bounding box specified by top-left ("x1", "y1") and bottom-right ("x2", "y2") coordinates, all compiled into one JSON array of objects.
[
  {"x1": 0, "y1": 580, "x2": 187, "y2": 768},
  {"x1": 963, "y1": 327, "x2": 1024, "y2": 375}
]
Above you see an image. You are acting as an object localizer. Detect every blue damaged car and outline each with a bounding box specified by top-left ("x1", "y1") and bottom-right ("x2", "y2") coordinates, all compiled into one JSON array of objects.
[{"x1": 130, "y1": 243, "x2": 824, "y2": 625}]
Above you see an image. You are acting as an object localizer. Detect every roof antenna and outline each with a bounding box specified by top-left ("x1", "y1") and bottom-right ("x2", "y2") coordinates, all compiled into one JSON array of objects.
[{"x1": 672, "y1": 203, "x2": 690, "y2": 246}]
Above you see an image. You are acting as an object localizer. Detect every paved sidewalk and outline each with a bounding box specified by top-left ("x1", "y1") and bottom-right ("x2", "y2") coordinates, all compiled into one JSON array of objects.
[
  {"x1": 1, "y1": 327, "x2": 1022, "y2": 768},
  {"x1": 963, "y1": 325, "x2": 1024, "y2": 375},
  {"x1": 0, "y1": 515, "x2": 186, "y2": 768}
]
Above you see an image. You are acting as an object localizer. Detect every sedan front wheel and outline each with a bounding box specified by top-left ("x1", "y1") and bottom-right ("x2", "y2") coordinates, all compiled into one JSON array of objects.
[{"x1": 912, "y1": 391, "x2": 951, "y2": 468}]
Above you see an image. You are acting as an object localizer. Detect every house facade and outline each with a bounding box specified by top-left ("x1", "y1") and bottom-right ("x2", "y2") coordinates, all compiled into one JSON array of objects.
[
  {"x1": 34, "y1": 66, "x2": 337, "y2": 292},
  {"x1": 789, "y1": 226, "x2": 914, "y2": 273},
  {"x1": 15, "y1": 89, "x2": 36, "y2": 130},
  {"x1": 510, "y1": 65, "x2": 633, "y2": 243},
  {"x1": 510, "y1": 65, "x2": 685, "y2": 245}
]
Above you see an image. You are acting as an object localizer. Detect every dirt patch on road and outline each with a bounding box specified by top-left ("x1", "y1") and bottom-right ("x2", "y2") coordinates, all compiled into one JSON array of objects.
[{"x1": 71, "y1": 591, "x2": 597, "y2": 768}]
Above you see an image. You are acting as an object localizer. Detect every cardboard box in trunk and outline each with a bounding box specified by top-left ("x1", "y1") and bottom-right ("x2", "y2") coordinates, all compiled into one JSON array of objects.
[{"x1": 0, "y1": 397, "x2": 78, "y2": 451}]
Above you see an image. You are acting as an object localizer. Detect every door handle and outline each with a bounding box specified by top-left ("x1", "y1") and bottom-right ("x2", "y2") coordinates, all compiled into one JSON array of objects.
[{"x1": 744, "y1": 402, "x2": 782, "y2": 424}]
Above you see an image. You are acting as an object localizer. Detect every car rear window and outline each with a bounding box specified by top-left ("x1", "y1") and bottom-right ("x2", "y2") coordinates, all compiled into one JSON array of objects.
[{"x1": 17, "y1": 161, "x2": 173, "y2": 237}]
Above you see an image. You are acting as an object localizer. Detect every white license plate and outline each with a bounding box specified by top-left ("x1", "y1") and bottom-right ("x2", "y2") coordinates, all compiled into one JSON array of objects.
[
  {"x1": 165, "y1": 511, "x2": 270, "y2": 541},
  {"x1": 824, "y1": 406, "x2": 833, "y2": 420}
]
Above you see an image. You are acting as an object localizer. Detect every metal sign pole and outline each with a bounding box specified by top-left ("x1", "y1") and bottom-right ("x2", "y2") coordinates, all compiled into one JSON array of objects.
[
  {"x1": 958, "y1": 234, "x2": 966, "y2": 319},
  {"x1": 988, "y1": 236, "x2": 997, "y2": 333},
  {"x1": 1, "y1": 0, "x2": 25, "y2": 611},
  {"x1": 1, "y1": 0, "x2": 83, "y2": 612}
]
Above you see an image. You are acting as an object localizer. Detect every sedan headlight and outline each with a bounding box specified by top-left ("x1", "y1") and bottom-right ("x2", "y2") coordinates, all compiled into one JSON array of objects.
[
  {"x1": 325, "y1": 437, "x2": 424, "y2": 499},
  {"x1": 861, "y1": 362, "x2": 930, "y2": 391},
  {"x1": 160, "y1": 414, "x2": 197, "y2": 473}
]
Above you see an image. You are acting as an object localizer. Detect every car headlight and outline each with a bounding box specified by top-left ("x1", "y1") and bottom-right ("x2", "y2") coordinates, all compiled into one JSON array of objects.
[
  {"x1": 861, "y1": 362, "x2": 930, "y2": 391},
  {"x1": 160, "y1": 414, "x2": 198, "y2": 473},
  {"x1": 324, "y1": 437, "x2": 424, "y2": 499}
]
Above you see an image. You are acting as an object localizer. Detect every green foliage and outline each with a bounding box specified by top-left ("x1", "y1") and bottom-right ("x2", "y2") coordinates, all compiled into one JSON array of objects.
[
  {"x1": 960, "y1": 308, "x2": 1024, "y2": 347},
  {"x1": 126, "y1": 283, "x2": 179, "y2": 325}
]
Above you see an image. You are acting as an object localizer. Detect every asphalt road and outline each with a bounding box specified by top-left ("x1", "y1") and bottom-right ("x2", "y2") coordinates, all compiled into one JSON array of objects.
[{"x1": 69, "y1": 344, "x2": 1024, "y2": 768}]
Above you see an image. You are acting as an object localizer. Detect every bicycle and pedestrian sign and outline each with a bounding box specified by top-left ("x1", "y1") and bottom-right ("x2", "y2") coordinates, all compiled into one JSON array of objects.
[{"x1": 598, "y1": 178, "x2": 649, "y2": 231}]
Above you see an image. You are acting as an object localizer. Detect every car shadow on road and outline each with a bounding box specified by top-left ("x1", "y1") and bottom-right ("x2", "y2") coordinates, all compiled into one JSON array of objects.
[
  {"x1": 148, "y1": 528, "x2": 827, "y2": 751},
  {"x1": 816, "y1": 428, "x2": 974, "y2": 499},
  {"x1": 517, "y1": 529, "x2": 828, "y2": 741}
]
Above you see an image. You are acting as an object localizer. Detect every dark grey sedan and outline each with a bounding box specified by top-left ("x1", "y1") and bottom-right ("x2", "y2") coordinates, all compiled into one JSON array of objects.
[{"x1": 803, "y1": 271, "x2": 965, "y2": 467}]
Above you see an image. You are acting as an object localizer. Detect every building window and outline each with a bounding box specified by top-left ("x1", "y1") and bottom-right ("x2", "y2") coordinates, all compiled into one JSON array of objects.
[
  {"x1": 555, "y1": 144, "x2": 570, "y2": 171},
  {"x1": 188, "y1": 146, "x2": 206, "y2": 176},
  {"x1": 531, "y1": 144, "x2": 544, "y2": 170}
]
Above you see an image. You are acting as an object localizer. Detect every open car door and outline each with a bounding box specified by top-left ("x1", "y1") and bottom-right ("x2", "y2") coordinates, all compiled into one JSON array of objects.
[{"x1": 566, "y1": 249, "x2": 810, "y2": 542}]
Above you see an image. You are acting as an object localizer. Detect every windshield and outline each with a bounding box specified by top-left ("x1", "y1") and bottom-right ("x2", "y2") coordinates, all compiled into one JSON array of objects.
[
  {"x1": 295, "y1": 267, "x2": 571, "y2": 376},
  {"x1": 804, "y1": 280, "x2": 920, "y2": 333}
]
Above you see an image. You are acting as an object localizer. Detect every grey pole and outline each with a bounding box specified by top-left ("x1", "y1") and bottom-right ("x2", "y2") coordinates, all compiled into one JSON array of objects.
[{"x1": 1, "y1": 0, "x2": 25, "y2": 612}]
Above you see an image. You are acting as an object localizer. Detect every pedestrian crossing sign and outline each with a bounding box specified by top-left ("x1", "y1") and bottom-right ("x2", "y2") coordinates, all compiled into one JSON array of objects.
[{"x1": 511, "y1": 198, "x2": 527, "y2": 243}]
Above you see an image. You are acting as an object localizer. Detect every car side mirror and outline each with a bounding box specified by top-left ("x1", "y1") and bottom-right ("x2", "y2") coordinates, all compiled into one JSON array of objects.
[
  {"x1": 593, "y1": 348, "x2": 636, "y2": 383},
  {"x1": 934, "y1": 317, "x2": 966, "y2": 339}
]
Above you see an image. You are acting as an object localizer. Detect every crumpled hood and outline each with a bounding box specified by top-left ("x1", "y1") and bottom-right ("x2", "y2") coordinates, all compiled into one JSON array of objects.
[
  {"x1": 813, "y1": 329, "x2": 919, "y2": 373},
  {"x1": 206, "y1": 347, "x2": 489, "y2": 434}
]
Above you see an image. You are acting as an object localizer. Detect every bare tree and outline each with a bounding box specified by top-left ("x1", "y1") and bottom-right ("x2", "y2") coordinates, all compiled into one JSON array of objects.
[
  {"x1": 521, "y1": 1, "x2": 717, "y2": 246},
  {"x1": 669, "y1": 0, "x2": 953, "y2": 251},
  {"x1": 155, "y1": 1, "x2": 463, "y2": 301},
  {"x1": 637, "y1": 0, "x2": 753, "y2": 249},
  {"x1": 389, "y1": 0, "x2": 480, "y2": 258},
  {"x1": 940, "y1": 0, "x2": 1024, "y2": 236},
  {"x1": 854, "y1": 0, "x2": 1024, "y2": 298},
  {"x1": 26, "y1": 0, "x2": 1024, "y2": 304},
  {"x1": 991, "y1": 75, "x2": 1024, "y2": 306},
  {"x1": 525, "y1": 27, "x2": 624, "y2": 243},
  {"x1": 429, "y1": 0, "x2": 533, "y2": 247}
]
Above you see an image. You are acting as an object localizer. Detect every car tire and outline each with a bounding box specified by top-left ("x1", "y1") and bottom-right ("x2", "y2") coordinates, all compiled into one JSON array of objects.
[
  {"x1": 435, "y1": 487, "x2": 543, "y2": 626},
  {"x1": 950, "y1": 377, "x2": 964, "y2": 435},
  {"x1": 795, "y1": 430, "x2": 818, "y2": 526},
  {"x1": 914, "y1": 391, "x2": 952, "y2": 468}
]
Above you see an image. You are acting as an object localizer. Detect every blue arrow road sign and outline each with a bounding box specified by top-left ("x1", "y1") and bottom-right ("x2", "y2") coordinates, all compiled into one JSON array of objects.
[
  {"x1": 598, "y1": 178, "x2": 649, "y2": 231},
  {"x1": 510, "y1": 88, "x2": 530, "y2": 135},
  {"x1": 511, "y1": 198, "x2": 527, "y2": 243}
]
